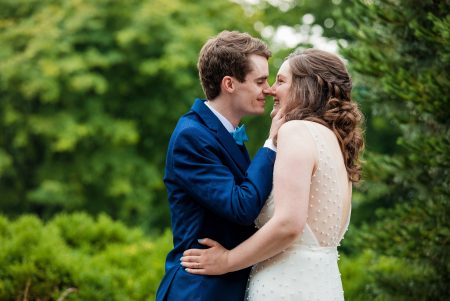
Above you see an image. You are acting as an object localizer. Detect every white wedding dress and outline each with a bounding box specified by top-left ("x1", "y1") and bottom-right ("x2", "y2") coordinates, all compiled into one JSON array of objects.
[{"x1": 246, "y1": 121, "x2": 352, "y2": 301}]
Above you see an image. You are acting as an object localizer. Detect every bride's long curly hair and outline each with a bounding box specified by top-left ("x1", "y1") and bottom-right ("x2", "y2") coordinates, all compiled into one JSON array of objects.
[{"x1": 283, "y1": 49, "x2": 364, "y2": 182}]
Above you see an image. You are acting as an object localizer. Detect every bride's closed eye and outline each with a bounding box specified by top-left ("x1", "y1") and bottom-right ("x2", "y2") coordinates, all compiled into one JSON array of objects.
[
  {"x1": 274, "y1": 80, "x2": 282, "y2": 86},
  {"x1": 276, "y1": 76, "x2": 286, "y2": 85}
]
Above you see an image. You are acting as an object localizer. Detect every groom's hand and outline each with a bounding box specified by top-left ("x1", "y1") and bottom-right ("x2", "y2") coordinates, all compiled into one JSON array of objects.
[{"x1": 181, "y1": 238, "x2": 230, "y2": 275}]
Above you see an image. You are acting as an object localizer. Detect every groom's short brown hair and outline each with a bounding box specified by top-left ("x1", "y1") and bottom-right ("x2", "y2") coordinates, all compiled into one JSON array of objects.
[{"x1": 197, "y1": 30, "x2": 271, "y2": 100}]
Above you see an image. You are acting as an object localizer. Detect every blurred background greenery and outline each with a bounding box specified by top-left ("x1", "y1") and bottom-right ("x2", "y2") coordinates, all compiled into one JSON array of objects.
[{"x1": 0, "y1": 0, "x2": 448, "y2": 300}]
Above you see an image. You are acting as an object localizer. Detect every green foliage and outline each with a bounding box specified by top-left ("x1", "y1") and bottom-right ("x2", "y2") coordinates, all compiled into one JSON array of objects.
[
  {"x1": 341, "y1": 250, "x2": 440, "y2": 301},
  {"x1": 340, "y1": 251, "x2": 377, "y2": 301},
  {"x1": 338, "y1": 0, "x2": 450, "y2": 299},
  {"x1": 0, "y1": 0, "x2": 262, "y2": 232},
  {"x1": 0, "y1": 213, "x2": 172, "y2": 300}
]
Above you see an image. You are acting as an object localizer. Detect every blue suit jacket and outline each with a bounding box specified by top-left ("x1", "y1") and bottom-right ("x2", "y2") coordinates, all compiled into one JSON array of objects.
[{"x1": 156, "y1": 99, "x2": 275, "y2": 301}]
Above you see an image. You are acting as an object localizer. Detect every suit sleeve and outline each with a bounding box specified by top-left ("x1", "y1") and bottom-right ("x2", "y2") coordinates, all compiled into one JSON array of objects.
[{"x1": 170, "y1": 127, "x2": 275, "y2": 225}]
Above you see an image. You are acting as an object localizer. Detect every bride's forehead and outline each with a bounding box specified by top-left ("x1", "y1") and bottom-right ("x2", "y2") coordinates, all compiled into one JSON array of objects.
[{"x1": 277, "y1": 61, "x2": 291, "y2": 77}]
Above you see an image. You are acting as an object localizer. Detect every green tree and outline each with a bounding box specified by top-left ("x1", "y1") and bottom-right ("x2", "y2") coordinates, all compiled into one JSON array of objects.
[
  {"x1": 0, "y1": 0, "x2": 263, "y2": 232},
  {"x1": 338, "y1": 0, "x2": 450, "y2": 300}
]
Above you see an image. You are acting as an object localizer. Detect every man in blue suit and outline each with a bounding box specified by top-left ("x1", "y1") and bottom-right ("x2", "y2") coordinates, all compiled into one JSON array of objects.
[{"x1": 156, "y1": 31, "x2": 282, "y2": 301}]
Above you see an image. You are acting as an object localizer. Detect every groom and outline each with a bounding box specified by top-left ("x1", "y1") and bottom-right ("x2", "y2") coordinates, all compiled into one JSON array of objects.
[{"x1": 155, "y1": 31, "x2": 281, "y2": 301}]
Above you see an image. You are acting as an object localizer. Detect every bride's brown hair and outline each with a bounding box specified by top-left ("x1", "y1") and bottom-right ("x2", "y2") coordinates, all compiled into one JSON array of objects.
[{"x1": 283, "y1": 49, "x2": 364, "y2": 182}]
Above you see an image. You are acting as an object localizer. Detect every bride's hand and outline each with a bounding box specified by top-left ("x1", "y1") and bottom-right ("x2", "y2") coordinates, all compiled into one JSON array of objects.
[
  {"x1": 269, "y1": 108, "x2": 285, "y2": 140},
  {"x1": 181, "y1": 238, "x2": 231, "y2": 275}
]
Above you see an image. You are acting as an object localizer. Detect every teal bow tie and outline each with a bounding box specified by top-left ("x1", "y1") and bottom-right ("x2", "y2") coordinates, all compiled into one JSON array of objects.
[{"x1": 232, "y1": 125, "x2": 248, "y2": 145}]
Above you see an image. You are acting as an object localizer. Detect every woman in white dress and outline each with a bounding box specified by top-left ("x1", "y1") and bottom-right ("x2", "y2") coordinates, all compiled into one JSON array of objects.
[{"x1": 181, "y1": 48, "x2": 364, "y2": 300}]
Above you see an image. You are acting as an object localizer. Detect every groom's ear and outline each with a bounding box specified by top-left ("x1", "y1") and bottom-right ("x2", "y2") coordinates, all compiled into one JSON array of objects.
[{"x1": 221, "y1": 76, "x2": 235, "y2": 93}]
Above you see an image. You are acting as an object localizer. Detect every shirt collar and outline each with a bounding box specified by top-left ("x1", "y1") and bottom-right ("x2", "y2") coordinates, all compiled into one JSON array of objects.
[{"x1": 205, "y1": 101, "x2": 235, "y2": 133}]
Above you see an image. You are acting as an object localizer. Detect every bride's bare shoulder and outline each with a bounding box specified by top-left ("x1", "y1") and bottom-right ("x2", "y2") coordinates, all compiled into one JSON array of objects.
[
  {"x1": 277, "y1": 120, "x2": 317, "y2": 163},
  {"x1": 278, "y1": 120, "x2": 315, "y2": 137},
  {"x1": 277, "y1": 120, "x2": 316, "y2": 149}
]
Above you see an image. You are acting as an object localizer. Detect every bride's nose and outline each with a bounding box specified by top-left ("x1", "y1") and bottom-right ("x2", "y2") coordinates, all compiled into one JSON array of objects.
[{"x1": 263, "y1": 86, "x2": 275, "y2": 96}]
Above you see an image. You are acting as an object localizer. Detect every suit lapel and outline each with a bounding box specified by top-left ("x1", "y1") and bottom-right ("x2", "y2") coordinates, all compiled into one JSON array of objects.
[
  {"x1": 191, "y1": 99, "x2": 250, "y2": 173},
  {"x1": 239, "y1": 144, "x2": 251, "y2": 162}
]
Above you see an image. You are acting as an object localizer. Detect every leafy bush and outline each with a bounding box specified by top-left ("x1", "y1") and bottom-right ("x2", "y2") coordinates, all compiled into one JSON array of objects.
[
  {"x1": 0, "y1": 213, "x2": 172, "y2": 300},
  {"x1": 340, "y1": 251, "x2": 376, "y2": 301},
  {"x1": 340, "y1": 250, "x2": 439, "y2": 301}
]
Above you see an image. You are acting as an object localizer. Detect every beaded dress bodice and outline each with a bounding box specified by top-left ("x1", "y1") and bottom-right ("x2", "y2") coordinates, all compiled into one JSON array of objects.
[
  {"x1": 247, "y1": 121, "x2": 351, "y2": 301},
  {"x1": 255, "y1": 121, "x2": 351, "y2": 248}
]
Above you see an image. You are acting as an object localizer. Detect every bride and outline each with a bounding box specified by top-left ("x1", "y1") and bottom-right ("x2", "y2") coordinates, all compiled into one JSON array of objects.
[{"x1": 181, "y1": 48, "x2": 364, "y2": 300}]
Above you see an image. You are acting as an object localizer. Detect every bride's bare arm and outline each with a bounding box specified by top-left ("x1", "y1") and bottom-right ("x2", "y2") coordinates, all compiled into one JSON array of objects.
[{"x1": 181, "y1": 121, "x2": 316, "y2": 275}]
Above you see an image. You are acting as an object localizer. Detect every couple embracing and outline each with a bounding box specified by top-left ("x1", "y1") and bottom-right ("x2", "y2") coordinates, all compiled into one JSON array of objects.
[{"x1": 156, "y1": 30, "x2": 364, "y2": 301}]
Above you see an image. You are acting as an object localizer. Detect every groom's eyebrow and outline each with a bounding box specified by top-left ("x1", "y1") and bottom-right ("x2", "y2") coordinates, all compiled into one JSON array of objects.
[{"x1": 255, "y1": 75, "x2": 269, "y2": 81}]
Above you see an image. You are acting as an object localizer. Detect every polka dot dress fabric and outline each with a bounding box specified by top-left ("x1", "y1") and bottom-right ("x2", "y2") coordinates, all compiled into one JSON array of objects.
[{"x1": 247, "y1": 121, "x2": 350, "y2": 301}]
